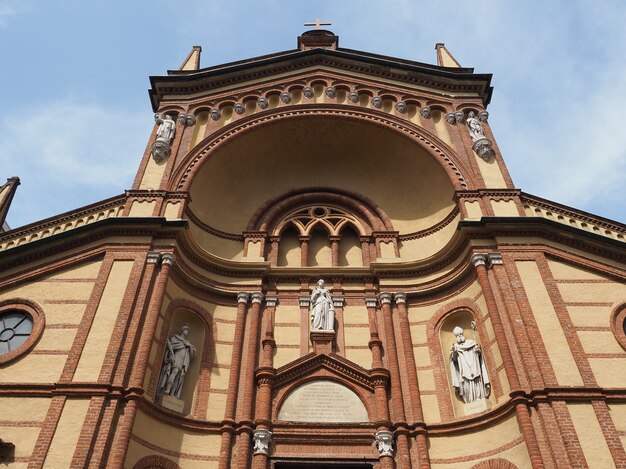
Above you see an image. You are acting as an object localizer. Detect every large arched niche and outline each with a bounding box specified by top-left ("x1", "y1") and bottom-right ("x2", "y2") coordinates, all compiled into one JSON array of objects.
[{"x1": 186, "y1": 115, "x2": 456, "y2": 239}]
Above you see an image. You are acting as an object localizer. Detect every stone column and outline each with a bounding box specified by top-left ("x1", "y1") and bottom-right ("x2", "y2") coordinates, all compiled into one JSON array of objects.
[
  {"x1": 394, "y1": 294, "x2": 430, "y2": 468},
  {"x1": 299, "y1": 235, "x2": 310, "y2": 267},
  {"x1": 471, "y1": 253, "x2": 543, "y2": 469},
  {"x1": 330, "y1": 235, "x2": 340, "y2": 266},
  {"x1": 252, "y1": 295, "x2": 277, "y2": 469},
  {"x1": 379, "y1": 293, "x2": 410, "y2": 469},
  {"x1": 129, "y1": 252, "x2": 173, "y2": 390},
  {"x1": 219, "y1": 292, "x2": 250, "y2": 469},
  {"x1": 238, "y1": 292, "x2": 264, "y2": 469},
  {"x1": 268, "y1": 236, "x2": 280, "y2": 266}
]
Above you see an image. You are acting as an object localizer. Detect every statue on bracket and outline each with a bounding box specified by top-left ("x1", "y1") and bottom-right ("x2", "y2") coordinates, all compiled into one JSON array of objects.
[
  {"x1": 157, "y1": 323, "x2": 197, "y2": 399},
  {"x1": 466, "y1": 111, "x2": 493, "y2": 161},
  {"x1": 310, "y1": 279, "x2": 335, "y2": 331},
  {"x1": 151, "y1": 113, "x2": 176, "y2": 163},
  {"x1": 449, "y1": 323, "x2": 491, "y2": 404}
]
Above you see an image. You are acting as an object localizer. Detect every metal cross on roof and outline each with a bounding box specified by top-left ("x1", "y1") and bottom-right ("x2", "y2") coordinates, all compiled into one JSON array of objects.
[{"x1": 304, "y1": 19, "x2": 332, "y2": 30}]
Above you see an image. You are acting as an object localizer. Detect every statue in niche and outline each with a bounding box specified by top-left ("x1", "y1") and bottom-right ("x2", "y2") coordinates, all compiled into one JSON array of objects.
[
  {"x1": 154, "y1": 113, "x2": 176, "y2": 143},
  {"x1": 310, "y1": 279, "x2": 335, "y2": 331},
  {"x1": 466, "y1": 111, "x2": 485, "y2": 142},
  {"x1": 449, "y1": 324, "x2": 491, "y2": 404},
  {"x1": 157, "y1": 323, "x2": 197, "y2": 399}
]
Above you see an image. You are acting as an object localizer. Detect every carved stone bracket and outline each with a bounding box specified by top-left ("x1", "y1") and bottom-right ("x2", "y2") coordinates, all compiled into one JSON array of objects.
[
  {"x1": 252, "y1": 428, "x2": 272, "y2": 455},
  {"x1": 454, "y1": 111, "x2": 464, "y2": 123},
  {"x1": 445, "y1": 112, "x2": 456, "y2": 124},
  {"x1": 177, "y1": 113, "x2": 196, "y2": 126},
  {"x1": 258, "y1": 97, "x2": 269, "y2": 109},
  {"x1": 348, "y1": 91, "x2": 359, "y2": 103},
  {"x1": 280, "y1": 91, "x2": 291, "y2": 104},
  {"x1": 210, "y1": 109, "x2": 221, "y2": 121},
  {"x1": 478, "y1": 110, "x2": 489, "y2": 122},
  {"x1": 472, "y1": 136, "x2": 493, "y2": 161},
  {"x1": 375, "y1": 430, "x2": 394, "y2": 457},
  {"x1": 325, "y1": 86, "x2": 336, "y2": 98},
  {"x1": 151, "y1": 139, "x2": 171, "y2": 163},
  {"x1": 371, "y1": 96, "x2": 382, "y2": 108}
]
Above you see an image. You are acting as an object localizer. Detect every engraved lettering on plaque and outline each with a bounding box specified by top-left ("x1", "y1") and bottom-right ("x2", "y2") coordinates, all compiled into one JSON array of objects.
[{"x1": 277, "y1": 380, "x2": 368, "y2": 423}]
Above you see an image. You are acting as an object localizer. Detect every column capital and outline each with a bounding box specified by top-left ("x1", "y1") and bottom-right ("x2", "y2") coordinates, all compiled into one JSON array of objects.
[
  {"x1": 374, "y1": 430, "x2": 394, "y2": 457},
  {"x1": 378, "y1": 292, "x2": 393, "y2": 305},
  {"x1": 161, "y1": 253, "x2": 176, "y2": 266},
  {"x1": 146, "y1": 252, "x2": 161, "y2": 264},
  {"x1": 251, "y1": 292, "x2": 264, "y2": 305},
  {"x1": 265, "y1": 295, "x2": 278, "y2": 307},
  {"x1": 364, "y1": 297, "x2": 378, "y2": 308},
  {"x1": 332, "y1": 295, "x2": 345, "y2": 308},
  {"x1": 252, "y1": 428, "x2": 272, "y2": 455},
  {"x1": 393, "y1": 293, "x2": 407, "y2": 305},
  {"x1": 470, "y1": 253, "x2": 488, "y2": 268},
  {"x1": 298, "y1": 235, "x2": 311, "y2": 242},
  {"x1": 299, "y1": 296, "x2": 311, "y2": 308},
  {"x1": 237, "y1": 292, "x2": 250, "y2": 304},
  {"x1": 487, "y1": 251, "x2": 503, "y2": 266}
]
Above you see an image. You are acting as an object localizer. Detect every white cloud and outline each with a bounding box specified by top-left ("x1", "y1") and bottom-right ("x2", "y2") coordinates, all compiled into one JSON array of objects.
[
  {"x1": 0, "y1": 3, "x2": 16, "y2": 28},
  {"x1": 0, "y1": 99, "x2": 152, "y2": 227}
]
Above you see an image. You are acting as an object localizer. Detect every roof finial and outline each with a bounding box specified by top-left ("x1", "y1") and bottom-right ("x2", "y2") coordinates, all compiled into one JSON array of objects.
[
  {"x1": 179, "y1": 45, "x2": 202, "y2": 71},
  {"x1": 304, "y1": 18, "x2": 331, "y2": 30},
  {"x1": 435, "y1": 43, "x2": 461, "y2": 68}
]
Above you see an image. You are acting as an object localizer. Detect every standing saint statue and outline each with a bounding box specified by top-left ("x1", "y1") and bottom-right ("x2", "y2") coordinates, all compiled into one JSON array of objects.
[
  {"x1": 449, "y1": 325, "x2": 491, "y2": 404},
  {"x1": 157, "y1": 323, "x2": 197, "y2": 399},
  {"x1": 466, "y1": 111, "x2": 485, "y2": 142},
  {"x1": 310, "y1": 279, "x2": 335, "y2": 331},
  {"x1": 154, "y1": 113, "x2": 176, "y2": 143}
]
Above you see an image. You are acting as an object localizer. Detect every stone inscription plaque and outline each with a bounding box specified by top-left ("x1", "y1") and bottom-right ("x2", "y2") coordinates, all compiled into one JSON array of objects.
[{"x1": 277, "y1": 380, "x2": 368, "y2": 423}]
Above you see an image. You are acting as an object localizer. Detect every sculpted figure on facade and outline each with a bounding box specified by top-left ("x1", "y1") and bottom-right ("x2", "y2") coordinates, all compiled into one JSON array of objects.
[
  {"x1": 449, "y1": 325, "x2": 491, "y2": 403},
  {"x1": 157, "y1": 324, "x2": 197, "y2": 399},
  {"x1": 466, "y1": 111, "x2": 485, "y2": 141},
  {"x1": 310, "y1": 279, "x2": 335, "y2": 331},
  {"x1": 154, "y1": 113, "x2": 176, "y2": 143}
]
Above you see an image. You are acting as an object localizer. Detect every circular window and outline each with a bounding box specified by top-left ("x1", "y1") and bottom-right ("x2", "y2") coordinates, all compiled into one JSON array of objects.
[
  {"x1": 611, "y1": 303, "x2": 626, "y2": 352},
  {"x1": 0, "y1": 311, "x2": 34, "y2": 356},
  {"x1": 0, "y1": 299, "x2": 45, "y2": 364}
]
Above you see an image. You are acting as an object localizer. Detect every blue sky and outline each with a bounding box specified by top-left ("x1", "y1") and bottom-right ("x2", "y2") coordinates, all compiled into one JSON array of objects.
[{"x1": 1, "y1": 0, "x2": 625, "y2": 228}]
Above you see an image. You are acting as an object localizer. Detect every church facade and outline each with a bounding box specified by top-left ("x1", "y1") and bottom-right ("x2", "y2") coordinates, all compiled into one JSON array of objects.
[{"x1": 1, "y1": 30, "x2": 626, "y2": 469}]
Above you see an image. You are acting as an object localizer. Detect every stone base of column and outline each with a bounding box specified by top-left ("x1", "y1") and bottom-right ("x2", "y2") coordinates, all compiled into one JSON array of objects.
[{"x1": 310, "y1": 330, "x2": 335, "y2": 354}]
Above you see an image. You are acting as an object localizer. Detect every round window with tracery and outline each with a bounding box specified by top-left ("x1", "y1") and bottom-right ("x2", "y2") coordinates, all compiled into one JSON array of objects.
[{"x1": 0, "y1": 311, "x2": 34, "y2": 356}]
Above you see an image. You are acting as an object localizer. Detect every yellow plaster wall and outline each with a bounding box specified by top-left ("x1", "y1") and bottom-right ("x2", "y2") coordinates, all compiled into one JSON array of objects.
[
  {"x1": 188, "y1": 220, "x2": 243, "y2": 261},
  {"x1": 126, "y1": 440, "x2": 218, "y2": 469},
  {"x1": 398, "y1": 213, "x2": 460, "y2": 262},
  {"x1": 476, "y1": 154, "x2": 507, "y2": 188},
  {"x1": 189, "y1": 117, "x2": 455, "y2": 238},
  {"x1": 0, "y1": 260, "x2": 102, "y2": 383},
  {"x1": 608, "y1": 403, "x2": 626, "y2": 451},
  {"x1": 128, "y1": 200, "x2": 156, "y2": 217},
  {"x1": 128, "y1": 409, "x2": 221, "y2": 466},
  {"x1": 74, "y1": 260, "x2": 134, "y2": 382},
  {"x1": 464, "y1": 201, "x2": 483, "y2": 219},
  {"x1": 138, "y1": 156, "x2": 166, "y2": 190},
  {"x1": 589, "y1": 358, "x2": 626, "y2": 388},
  {"x1": 42, "y1": 398, "x2": 91, "y2": 469},
  {"x1": 568, "y1": 403, "x2": 616, "y2": 469},
  {"x1": 515, "y1": 261, "x2": 584, "y2": 386},
  {"x1": 0, "y1": 397, "x2": 50, "y2": 464},
  {"x1": 164, "y1": 201, "x2": 182, "y2": 219},
  {"x1": 273, "y1": 304, "x2": 302, "y2": 368},
  {"x1": 490, "y1": 199, "x2": 520, "y2": 217},
  {"x1": 429, "y1": 413, "x2": 529, "y2": 468}
]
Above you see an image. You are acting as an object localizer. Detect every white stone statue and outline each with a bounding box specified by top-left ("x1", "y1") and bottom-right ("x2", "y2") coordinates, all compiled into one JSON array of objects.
[
  {"x1": 310, "y1": 279, "x2": 335, "y2": 331},
  {"x1": 155, "y1": 114, "x2": 176, "y2": 143},
  {"x1": 466, "y1": 111, "x2": 485, "y2": 142},
  {"x1": 449, "y1": 325, "x2": 491, "y2": 404},
  {"x1": 157, "y1": 324, "x2": 197, "y2": 399}
]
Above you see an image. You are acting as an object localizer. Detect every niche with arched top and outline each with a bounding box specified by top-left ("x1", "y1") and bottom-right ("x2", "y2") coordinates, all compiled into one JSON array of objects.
[
  {"x1": 156, "y1": 309, "x2": 205, "y2": 416},
  {"x1": 439, "y1": 309, "x2": 493, "y2": 418},
  {"x1": 278, "y1": 225, "x2": 300, "y2": 267},
  {"x1": 309, "y1": 225, "x2": 331, "y2": 267},
  {"x1": 339, "y1": 225, "x2": 362, "y2": 266}
]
